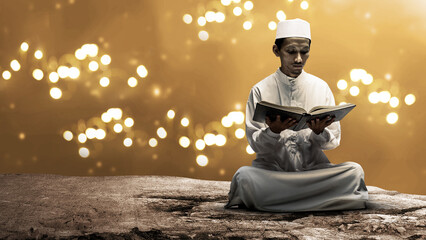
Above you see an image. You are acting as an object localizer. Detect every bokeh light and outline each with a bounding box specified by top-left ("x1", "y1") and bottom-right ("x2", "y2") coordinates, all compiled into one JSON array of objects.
[
  {"x1": 123, "y1": 138, "x2": 133, "y2": 147},
  {"x1": 10, "y1": 60, "x2": 20, "y2": 71},
  {"x1": 386, "y1": 112, "x2": 398, "y2": 124},
  {"x1": 235, "y1": 128, "x2": 245, "y2": 139},
  {"x1": 337, "y1": 79, "x2": 348, "y2": 90},
  {"x1": 148, "y1": 138, "x2": 158, "y2": 147},
  {"x1": 99, "y1": 77, "x2": 110, "y2": 87},
  {"x1": 181, "y1": 117, "x2": 189, "y2": 127},
  {"x1": 137, "y1": 65, "x2": 148, "y2": 78},
  {"x1": 2, "y1": 70, "x2": 11, "y2": 80},
  {"x1": 63, "y1": 131, "x2": 73, "y2": 141},
  {"x1": 246, "y1": 145, "x2": 255, "y2": 154},
  {"x1": 361, "y1": 73, "x2": 373, "y2": 85},
  {"x1": 108, "y1": 108, "x2": 122, "y2": 120},
  {"x1": 20, "y1": 42, "x2": 29, "y2": 52},
  {"x1": 85, "y1": 128, "x2": 97, "y2": 139},
  {"x1": 124, "y1": 117, "x2": 134, "y2": 127},
  {"x1": 243, "y1": 21, "x2": 252, "y2": 30},
  {"x1": 75, "y1": 48, "x2": 86, "y2": 60},
  {"x1": 368, "y1": 92, "x2": 380, "y2": 104},
  {"x1": 128, "y1": 77, "x2": 138, "y2": 87},
  {"x1": 215, "y1": 134, "x2": 227, "y2": 146},
  {"x1": 233, "y1": 7, "x2": 242, "y2": 16},
  {"x1": 300, "y1": 1, "x2": 309, "y2": 10},
  {"x1": 179, "y1": 136, "x2": 190, "y2": 148},
  {"x1": 183, "y1": 14, "x2": 192, "y2": 24},
  {"x1": 113, "y1": 123, "x2": 123, "y2": 133},
  {"x1": 205, "y1": 11, "x2": 216, "y2": 22},
  {"x1": 69, "y1": 67, "x2": 80, "y2": 79},
  {"x1": 276, "y1": 10, "x2": 286, "y2": 21},
  {"x1": 195, "y1": 139, "x2": 206, "y2": 150},
  {"x1": 79, "y1": 147, "x2": 90, "y2": 158},
  {"x1": 244, "y1": 1, "x2": 254, "y2": 10},
  {"x1": 88, "y1": 61, "x2": 99, "y2": 71},
  {"x1": 268, "y1": 21, "x2": 277, "y2": 30},
  {"x1": 349, "y1": 86, "x2": 360, "y2": 96},
  {"x1": 389, "y1": 97, "x2": 399, "y2": 108},
  {"x1": 34, "y1": 50, "x2": 43, "y2": 59},
  {"x1": 57, "y1": 66, "x2": 69, "y2": 78},
  {"x1": 101, "y1": 112, "x2": 112, "y2": 123},
  {"x1": 221, "y1": 116, "x2": 233, "y2": 128},
  {"x1": 78, "y1": 133, "x2": 87, "y2": 143},
  {"x1": 404, "y1": 94, "x2": 416, "y2": 105},
  {"x1": 95, "y1": 129, "x2": 106, "y2": 140},
  {"x1": 215, "y1": 12, "x2": 225, "y2": 23},
  {"x1": 157, "y1": 127, "x2": 167, "y2": 139},
  {"x1": 100, "y1": 54, "x2": 111, "y2": 65},
  {"x1": 379, "y1": 91, "x2": 391, "y2": 103},
  {"x1": 198, "y1": 31, "x2": 209, "y2": 41},
  {"x1": 50, "y1": 87, "x2": 62, "y2": 99},
  {"x1": 49, "y1": 72, "x2": 59, "y2": 83},
  {"x1": 196, "y1": 155, "x2": 208, "y2": 167},
  {"x1": 167, "y1": 110, "x2": 175, "y2": 119},
  {"x1": 204, "y1": 133, "x2": 216, "y2": 146},
  {"x1": 221, "y1": 0, "x2": 231, "y2": 6},
  {"x1": 197, "y1": 16, "x2": 207, "y2": 26},
  {"x1": 32, "y1": 69, "x2": 44, "y2": 80}
]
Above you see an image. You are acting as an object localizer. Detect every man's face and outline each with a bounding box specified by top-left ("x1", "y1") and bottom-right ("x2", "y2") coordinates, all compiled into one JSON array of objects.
[{"x1": 273, "y1": 37, "x2": 310, "y2": 78}]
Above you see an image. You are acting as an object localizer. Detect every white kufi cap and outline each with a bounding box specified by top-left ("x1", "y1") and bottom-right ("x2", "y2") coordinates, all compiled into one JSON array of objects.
[{"x1": 276, "y1": 18, "x2": 311, "y2": 40}]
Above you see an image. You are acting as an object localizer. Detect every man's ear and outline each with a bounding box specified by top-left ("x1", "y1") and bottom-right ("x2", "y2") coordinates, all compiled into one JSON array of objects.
[{"x1": 272, "y1": 44, "x2": 280, "y2": 57}]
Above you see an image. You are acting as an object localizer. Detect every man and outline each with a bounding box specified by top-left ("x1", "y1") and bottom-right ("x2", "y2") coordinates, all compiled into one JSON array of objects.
[{"x1": 224, "y1": 19, "x2": 368, "y2": 212}]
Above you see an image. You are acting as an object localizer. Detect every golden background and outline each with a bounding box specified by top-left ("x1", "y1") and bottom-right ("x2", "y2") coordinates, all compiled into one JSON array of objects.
[{"x1": 0, "y1": 0, "x2": 425, "y2": 194}]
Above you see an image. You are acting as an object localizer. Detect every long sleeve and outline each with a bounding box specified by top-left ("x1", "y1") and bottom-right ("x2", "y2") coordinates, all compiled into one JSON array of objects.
[{"x1": 308, "y1": 85, "x2": 341, "y2": 151}]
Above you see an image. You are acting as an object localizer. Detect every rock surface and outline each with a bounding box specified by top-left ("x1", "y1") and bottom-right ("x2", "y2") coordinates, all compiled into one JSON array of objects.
[{"x1": 0, "y1": 174, "x2": 424, "y2": 240}]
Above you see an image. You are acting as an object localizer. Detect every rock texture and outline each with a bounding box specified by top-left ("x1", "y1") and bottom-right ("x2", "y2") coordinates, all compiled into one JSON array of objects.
[{"x1": 0, "y1": 174, "x2": 424, "y2": 239}]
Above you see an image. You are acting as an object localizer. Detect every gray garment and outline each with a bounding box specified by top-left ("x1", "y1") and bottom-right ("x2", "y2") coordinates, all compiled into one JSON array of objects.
[{"x1": 225, "y1": 162, "x2": 368, "y2": 212}]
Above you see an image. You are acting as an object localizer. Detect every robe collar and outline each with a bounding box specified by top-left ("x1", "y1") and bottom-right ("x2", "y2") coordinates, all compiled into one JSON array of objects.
[{"x1": 275, "y1": 67, "x2": 306, "y2": 87}]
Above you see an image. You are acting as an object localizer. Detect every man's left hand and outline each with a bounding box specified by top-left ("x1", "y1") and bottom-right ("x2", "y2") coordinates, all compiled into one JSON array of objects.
[{"x1": 307, "y1": 115, "x2": 336, "y2": 135}]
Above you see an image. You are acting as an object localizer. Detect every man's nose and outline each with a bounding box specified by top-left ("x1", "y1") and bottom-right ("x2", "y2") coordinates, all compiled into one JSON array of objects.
[{"x1": 295, "y1": 52, "x2": 302, "y2": 63}]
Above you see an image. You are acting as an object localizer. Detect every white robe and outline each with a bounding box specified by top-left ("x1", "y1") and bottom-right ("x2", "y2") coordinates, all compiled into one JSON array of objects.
[{"x1": 225, "y1": 68, "x2": 368, "y2": 212}]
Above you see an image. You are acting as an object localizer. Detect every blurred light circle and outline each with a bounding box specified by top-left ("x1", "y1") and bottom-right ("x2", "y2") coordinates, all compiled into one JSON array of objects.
[
  {"x1": 300, "y1": 0, "x2": 309, "y2": 10},
  {"x1": 78, "y1": 133, "x2": 87, "y2": 143},
  {"x1": 137, "y1": 65, "x2": 148, "y2": 78},
  {"x1": 386, "y1": 112, "x2": 398, "y2": 124},
  {"x1": 82, "y1": 44, "x2": 98, "y2": 57},
  {"x1": 204, "y1": 133, "x2": 216, "y2": 146},
  {"x1": 198, "y1": 31, "x2": 209, "y2": 41},
  {"x1": 350, "y1": 69, "x2": 366, "y2": 82},
  {"x1": 108, "y1": 108, "x2": 123, "y2": 120},
  {"x1": 123, "y1": 138, "x2": 133, "y2": 147},
  {"x1": 246, "y1": 145, "x2": 255, "y2": 154},
  {"x1": 244, "y1": 1, "x2": 254, "y2": 10},
  {"x1": 221, "y1": 116, "x2": 233, "y2": 128},
  {"x1": 228, "y1": 111, "x2": 245, "y2": 124},
  {"x1": 101, "y1": 112, "x2": 112, "y2": 123},
  {"x1": 128, "y1": 77, "x2": 138, "y2": 87},
  {"x1": 69, "y1": 67, "x2": 80, "y2": 79},
  {"x1": 195, "y1": 139, "x2": 206, "y2": 150},
  {"x1": 75, "y1": 48, "x2": 86, "y2": 60},
  {"x1": 10, "y1": 60, "x2": 20, "y2": 71},
  {"x1": 179, "y1": 136, "x2": 191, "y2": 148},
  {"x1": 49, "y1": 72, "x2": 59, "y2": 83},
  {"x1": 113, "y1": 123, "x2": 123, "y2": 133},
  {"x1": 276, "y1": 10, "x2": 286, "y2": 21},
  {"x1": 124, "y1": 117, "x2": 134, "y2": 127},
  {"x1": 85, "y1": 128, "x2": 97, "y2": 139},
  {"x1": 50, "y1": 87, "x2": 62, "y2": 99},
  {"x1": 32, "y1": 69, "x2": 44, "y2": 80},
  {"x1": 379, "y1": 91, "x2": 391, "y2": 103},
  {"x1": 243, "y1": 21, "x2": 252, "y2": 30},
  {"x1": 100, "y1": 54, "x2": 111, "y2": 65},
  {"x1": 148, "y1": 138, "x2": 158, "y2": 147},
  {"x1": 385, "y1": 73, "x2": 392, "y2": 80},
  {"x1": 221, "y1": 0, "x2": 231, "y2": 6},
  {"x1": 63, "y1": 131, "x2": 73, "y2": 141},
  {"x1": 268, "y1": 21, "x2": 277, "y2": 30},
  {"x1": 404, "y1": 94, "x2": 415, "y2": 105},
  {"x1": 337, "y1": 79, "x2": 348, "y2": 90},
  {"x1": 196, "y1": 155, "x2": 208, "y2": 167},
  {"x1": 361, "y1": 73, "x2": 373, "y2": 85},
  {"x1": 183, "y1": 14, "x2": 192, "y2": 24},
  {"x1": 167, "y1": 110, "x2": 175, "y2": 119},
  {"x1": 368, "y1": 92, "x2": 380, "y2": 104},
  {"x1": 233, "y1": 7, "x2": 242, "y2": 16},
  {"x1": 181, "y1": 117, "x2": 190, "y2": 127},
  {"x1": 197, "y1": 16, "x2": 207, "y2": 26},
  {"x1": 389, "y1": 97, "x2": 399, "y2": 108},
  {"x1": 157, "y1": 127, "x2": 167, "y2": 139},
  {"x1": 88, "y1": 61, "x2": 99, "y2": 71},
  {"x1": 99, "y1": 77, "x2": 110, "y2": 87},
  {"x1": 2, "y1": 70, "x2": 11, "y2": 80},
  {"x1": 34, "y1": 50, "x2": 43, "y2": 59},
  {"x1": 215, "y1": 134, "x2": 227, "y2": 146},
  {"x1": 95, "y1": 129, "x2": 106, "y2": 140},
  {"x1": 57, "y1": 66, "x2": 69, "y2": 78},
  {"x1": 215, "y1": 12, "x2": 226, "y2": 23},
  {"x1": 205, "y1": 11, "x2": 216, "y2": 22},
  {"x1": 349, "y1": 86, "x2": 360, "y2": 96},
  {"x1": 235, "y1": 128, "x2": 245, "y2": 139},
  {"x1": 20, "y1": 42, "x2": 29, "y2": 52},
  {"x1": 79, "y1": 147, "x2": 90, "y2": 158}
]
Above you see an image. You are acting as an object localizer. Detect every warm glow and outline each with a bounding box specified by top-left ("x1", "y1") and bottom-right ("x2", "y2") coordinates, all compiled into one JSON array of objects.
[
  {"x1": 221, "y1": 0, "x2": 231, "y2": 6},
  {"x1": 101, "y1": 112, "x2": 112, "y2": 123},
  {"x1": 128, "y1": 77, "x2": 138, "y2": 87},
  {"x1": 404, "y1": 94, "x2": 416, "y2": 105},
  {"x1": 300, "y1": 1, "x2": 309, "y2": 10},
  {"x1": 228, "y1": 111, "x2": 245, "y2": 124},
  {"x1": 148, "y1": 138, "x2": 158, "y2": 147},
  {"x1": 124, "y1": 117, "x2": 134, "y2": 127},
  {"x1": 123, "y1": 138, "x2": 133, "y2": 147},
  {"x1": 108, "y1": 108, "x2": 123, "y2": 120},
  {"x1": 2, "y1": 70, "x2": 11, "y2": 80},
  {"x1": 137, "y1": 65, "x2": 148, "y2": 78},
  {"x1": 235, "y1": 128, "x2": 245, "y2": 139},
  {"x1": 57, "y1": 66, "x2": 69, "y2": 78},
  {"x1": 268, "y1": 21, "x2": 277, "y2": 30},
  {"x1": 88, "y1": 61, "x2": 99, "y2": 71},
  {"x1": 63, "y1": 131, "x2": 73, "y2": 141},
  {"x1": 82, "y1": 44, "x2": 98, "y2": 57},
  {"x1": 75, "y1": 48, "x2": 86, "y2": 60},
  {"x1": 100, "y1": 54, "x2": 111, "y2": 65},
  {"x1": 157, "y1": 127, "x2": 167, "y2": 139},
  {"x1": 79, "y1": 147, "x2": 90, "y2": 158},
  {"x1": 197, "y1": 16, "x2": 207, "y2": 26},
  {"x1": 243, "y1": 21, "x2": 252, "y2": 30},
  {"x1": 34, "y1": 50, "x2": 43, "y2": 59},
  {"x1": 69, "y1": 67, "x2": 80, "y2": 79},
  {"x1": 195, "y1": 139, "x2": 206, "y2": 150},
  {"x1": 246, "y1": 145, "x2": 255, "y2": 154},
  {"x1": 386, "y1": 112, "x2": 398, "y2": 124},
  {"x1": 78, "y1": 133, "x2": 87, "y2": 143},
  {"x1": 385, "y1": 73, "x2": 392, "y2": 80},
  {"x1": 337, "y1": 79, "x2": 348, "y2": 90},
  {"x1": 179, "y1": 136, "x2": 191, "y2": 148},
  {"x1": 233, "y1": 7, "x2": 242, "y2": 16},
  {"x1": 113, "y1": 123, "x2": 123, "y2": 133},
  {"x1": 95, "y1": 129, "x2": 106, "y2": 140},
  {"x1": 361, "y1": 73, "x2": 373, "y2": 85},
  {"x1": 244, "y1": 1, "x2": 254, "y2": 10},
  {"x1": 350, "y1": 69, "x2": 367, "y2": 82},
  {"x1": 215, "y1": 134, "x2": 227, "y2": 146},
  {"x1": 204, "y1": 133, "x2": 216, "y2": 146},
  {"x1": 153, "y1": 88, "x2": 160, "y2": 96},
  {"x1": 181, "y1": 117, "x2": 189, "y2": 127},
  {"x1": 20, "y1": 42, "x2": 29, "y2": 52},
  {"x1": 10, "y1": 60, "x2": 20, "y2": 71},
  {"x1": 389, "y1": 97, "x2": 399, "y2": 108},
  {"x1": 221, "y1": 116, "x2": 233, "y2": 128},
  {"x1": 183, "y1": 14, "x2": 192, "y2": 24},
  {"x1": 205, "y1": 11, "x2": 216, "y2": 22},
  {"x1": 349, "y1": 86, "x2": 360, "y2": 96},
  {"x1": 32, "y1": 69, "x2": 44, "y2": 80},
  {"x1": 196, "y1": 155, "x2": 208, "y2": 167},
  {"x1": 50, "y1": 87, "x2": 62, "y2": 99},
  {"x1": 379, "y1": 91, "x2": 391, "y2": 103},
  {"x1": 49, "y1": 72, "x2": 59, "y2": 83},
  {"x1": 198, "y1": 31, "x2": 209, "y2": 41},
  {"x1": 167, "y1": 110, "x2": 175, "y2": 119},
  {"x1": 368, "y1": 92, "x2": 380, "y2": 104},
  {"x1": 276, "y1": 10, "x2": 286, "y2": 21},
  {"x1": 85, "y1": 128, "x2": 97, "y2": 139},
  {"x1": 99, "y1": 77, "x2": 110, "y2": 87}
]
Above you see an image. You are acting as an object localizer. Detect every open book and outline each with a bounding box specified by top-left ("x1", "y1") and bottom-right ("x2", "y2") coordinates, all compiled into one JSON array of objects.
[{"x1": 253, "y1": 101, "x2": 356, "y2": 131}]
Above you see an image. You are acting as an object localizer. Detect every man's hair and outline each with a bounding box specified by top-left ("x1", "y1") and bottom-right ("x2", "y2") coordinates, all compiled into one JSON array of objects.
[{"x1": 274, "y1": 38, "x2": 311, "y2": 50}]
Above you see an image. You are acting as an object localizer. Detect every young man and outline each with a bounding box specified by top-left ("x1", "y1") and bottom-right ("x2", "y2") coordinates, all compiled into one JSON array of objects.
[{"x1": 225, "y1": 19, "x2": 368, "y2": 212}]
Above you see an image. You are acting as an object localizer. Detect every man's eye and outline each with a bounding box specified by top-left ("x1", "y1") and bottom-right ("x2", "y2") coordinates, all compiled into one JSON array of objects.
[{"x1": 287, "y1": 51, "x2": 296, "y2": 54}]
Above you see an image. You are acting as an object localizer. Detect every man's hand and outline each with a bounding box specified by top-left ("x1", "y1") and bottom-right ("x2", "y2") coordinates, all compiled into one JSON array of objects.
[
  {"x1": 307, "y1": 115, "x2": 336, "y2": 135},
  {"x1": 265, "y1": 115, "x2": 297, "y2": 134}
]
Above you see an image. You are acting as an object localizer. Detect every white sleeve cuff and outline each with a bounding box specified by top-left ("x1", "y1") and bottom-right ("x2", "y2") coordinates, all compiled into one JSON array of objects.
[
  {"x1": 310, "y1": 128, "x2": 331, "y2": 142},
  {"x1": 266, "y1": 127, "x2": 281, "y2": 138}
]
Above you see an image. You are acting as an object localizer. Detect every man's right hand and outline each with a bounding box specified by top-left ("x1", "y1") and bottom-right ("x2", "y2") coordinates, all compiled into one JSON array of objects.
[{"x1": 265, "y1": 115, "x2": 298, "y2": 134}]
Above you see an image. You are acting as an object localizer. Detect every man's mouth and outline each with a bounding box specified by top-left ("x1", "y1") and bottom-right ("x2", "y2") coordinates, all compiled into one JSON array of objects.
[{"x1": 293, "y1": 65, "x2": 303, "y2": 68}]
